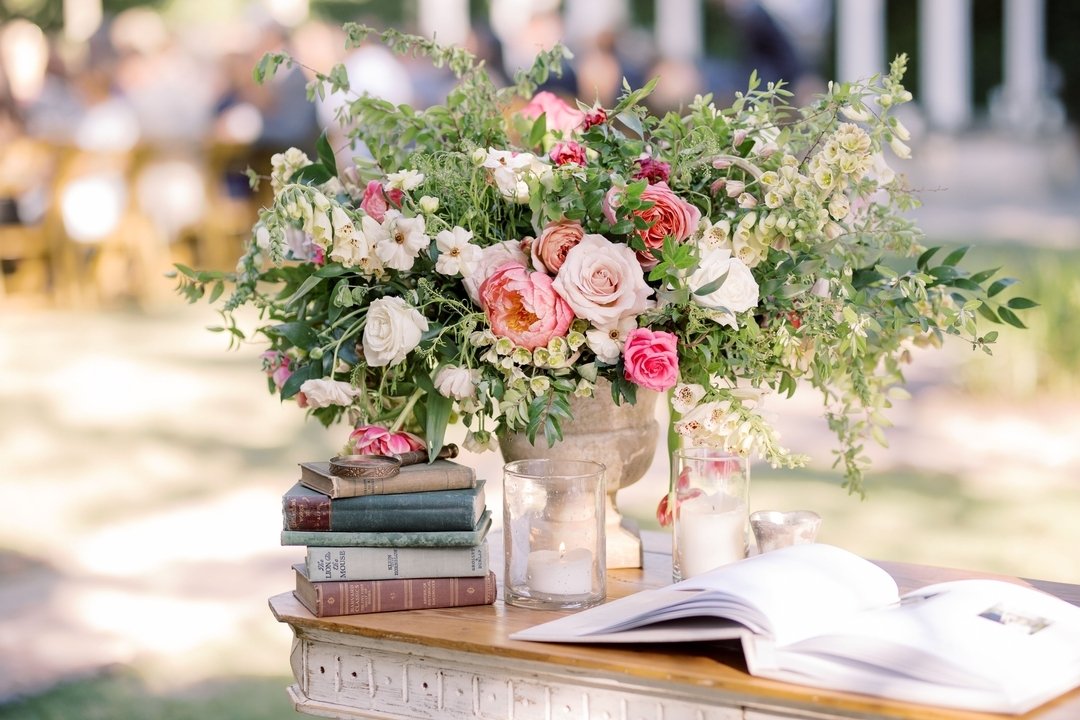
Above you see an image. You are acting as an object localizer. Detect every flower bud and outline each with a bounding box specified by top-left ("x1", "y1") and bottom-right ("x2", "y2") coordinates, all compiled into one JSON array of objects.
[
  {"x1": 737, "y1": 192, "x2": 758, "y2": 209},
  {"x1": 889, "y1": 136, "x2": 912, "y2": 160},
  {"x1": 418, "y1": 195, "x2": 440, "y2": 213},
  {"x1": 725, "y1": 180, "x2": 745, "y2": 197}
]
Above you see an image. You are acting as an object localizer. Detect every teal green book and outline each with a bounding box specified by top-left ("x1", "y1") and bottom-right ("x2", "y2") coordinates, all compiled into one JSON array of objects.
[
  {"x1": 281, "y1": 510, "x2": 492, "y2": 548},
  {"x1": 282, "y1": 481, "x2": 486, "y2": 532}
]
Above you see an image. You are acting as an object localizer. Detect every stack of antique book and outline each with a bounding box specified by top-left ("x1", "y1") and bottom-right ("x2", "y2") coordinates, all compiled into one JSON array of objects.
[{"x1": 281, "y1": 458, "x2": 496, "y2": 617}]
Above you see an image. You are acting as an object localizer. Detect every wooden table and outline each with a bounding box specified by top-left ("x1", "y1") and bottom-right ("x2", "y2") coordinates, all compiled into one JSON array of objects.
[{"x1": 270, "y1": 540, "x2": 1080, "y2": 720}]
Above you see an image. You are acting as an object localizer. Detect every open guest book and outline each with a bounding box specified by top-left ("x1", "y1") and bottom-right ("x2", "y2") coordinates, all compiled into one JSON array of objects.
[{"x1": 511, "y1": 544, "x2": 1080, "y2": 715}]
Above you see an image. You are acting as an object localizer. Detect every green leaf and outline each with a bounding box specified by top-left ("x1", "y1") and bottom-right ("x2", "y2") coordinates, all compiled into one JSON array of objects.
[
  {"x1": 916, "y1": 246, "x2": 940, "y2": 271},
  {"x1": 290, "y1": 163, "x2": 333, "y2": 186},
  {"x1": 949, "y1": 278, "x2": 982, "y2": 292},
  {"x1": 1005, "y1": 297, "x2": 1039, "y2": 310},
  {"x1": 616, "y1": 111, "x2": 643, "y2": 138},
  {"x1": 943, "y1": 246, "x2": 969, "y2": 266},
  {"x1": 988, "y1": 277, "x2": 1018, "y2": 297},
  {"x1": 997, "y1": 306, "x2": 1027, "y2": 329},
  {"x1": 269, "y1": 322, "x2": 317, "y2": 348},
  {"x1": 692, "y1": 270, "x2": 729, "y2": 297},
  {"x1": 424, "y1": 391, "x2": 452, "y2": 461},
  {"x1": 280, "y1": 362, "x2": 320, "y2": 400},
  {"x1": 977, "y1": 303, "x2": 1001, "y2": 324},
  {"x1": 316, "y1": 132, "x2": 338, "y2": 177},
  {"x1": 283, "y1": 274, "x2": 325, "y2": 306},
  {"x1": 777, "y1": 283, "x2": 812, "y2": 299},
  {"x1": 315, "y1": 263, "x2": 349, "y2": 278},
  {"x1": 207, "y1": 281, "x2": 225, "y2": 304},
  {"x1": 528, "y1": 112, "x2": 547, "y2": 147},
  {"x1": 968, "y1": 267, "x2": 1001, "y2": 284}
]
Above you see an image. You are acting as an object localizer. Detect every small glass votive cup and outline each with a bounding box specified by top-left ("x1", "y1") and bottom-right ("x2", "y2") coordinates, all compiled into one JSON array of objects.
[
  {"x1": 750, "y1": 510, "x2": 822, "y2": 553},
  {"x1": 503, "y1": 459, "x2": 606, "y2": 610},
  {"x1": 671, "y1": 448, "x2": 750, "y2": 582}
]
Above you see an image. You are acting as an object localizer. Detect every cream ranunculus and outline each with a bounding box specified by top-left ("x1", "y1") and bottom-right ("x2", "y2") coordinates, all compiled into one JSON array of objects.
[
  {"x1": 298, "y1": 378, "x2": 360, "y2": 408},
  {"x1": 362, "y1": 296, "x2": 429, "y2": 367},
  {"x1": 687, "y1": 248, "x2": 760, "y2": 329},
  {"x1": 552, "y1": 234, "x2": 653, "y2": 329}
]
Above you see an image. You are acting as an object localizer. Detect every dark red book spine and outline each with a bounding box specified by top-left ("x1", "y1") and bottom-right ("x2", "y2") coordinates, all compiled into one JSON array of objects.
[
  {"x1": 294, "y1": 570, "x2": 497, "y2": 617},
  {"x1": 284, "y1": 492, "x2": 331, "y2": 531}
]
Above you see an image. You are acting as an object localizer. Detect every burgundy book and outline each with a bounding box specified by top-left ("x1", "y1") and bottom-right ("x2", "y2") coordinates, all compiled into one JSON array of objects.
[{"x1": 292, "y1": 563, "x2": 497, "y2": 617}]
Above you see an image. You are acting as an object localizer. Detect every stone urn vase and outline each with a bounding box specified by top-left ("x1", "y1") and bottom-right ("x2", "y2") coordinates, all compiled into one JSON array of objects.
[{"x1": 498, "y1": 378, "x2": 660, "y2": 569}]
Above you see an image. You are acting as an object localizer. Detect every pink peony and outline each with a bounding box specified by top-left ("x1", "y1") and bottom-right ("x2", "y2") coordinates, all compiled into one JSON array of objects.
[
  {"x1": 348, "y1": 424, "x2": 425, "y2": 456},
  {"x1": 630, "y1": 182, "x2": 701, "y2": 268},
  {"x1": 549, "y1": 141, "x2": 587, "y2": 166},
  {"x1": 633, "y1": 156, "x2": 671, "y2": 184},
  {"x1": 360, "y1": 181, "x2": 403, "y2": 223},
  {"x1": 519, "y1": 91, "x2": 585, "y2": 135},
  {"x1": 531, "y1": 219, "x2": 584, "y2": 274},
  {"x1": 479, "y1": 261, "x2": 574, "y2": 350},
  {"x1": 622, "y1": 327, "x2": 679, "y2": 392}
]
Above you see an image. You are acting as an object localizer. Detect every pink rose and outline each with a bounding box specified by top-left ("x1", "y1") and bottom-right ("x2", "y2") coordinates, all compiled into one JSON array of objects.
[
  {"x1": 360, "y1": 181, "x2": 403, "y2": 223},
  {"x1": 631, "y1": 182, "x2": 701, "y2": 268},
  {"x1": 479, "y1": 261, "x2": 574, "y2": 350},
  {"x1": 531, "y1": 220, "x2": 584, "y2": 274},
  {"x1": 622, "y1": 327, "x2": 679, "y2": 392},
  {"x1": 552, "y1": 234, "x2": 653, "y2": 329},
  {"x1": 520, "y1": 91, "x2": 585, "y2": 135},
  {"x1": 549, "y1": 141, "x2": 587, "y2": 166},
  {"x1": 633, "y1": 156, "x2": 671, "y2": 184},
  {"x1": 348, "y1": 424, "x2": 425, "y2": 456}
]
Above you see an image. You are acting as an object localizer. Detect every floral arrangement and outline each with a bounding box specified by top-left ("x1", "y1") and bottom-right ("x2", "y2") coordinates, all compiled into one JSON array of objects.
[{"x1": 174, "y1": 25, "x2": 1031, "y2": 498}]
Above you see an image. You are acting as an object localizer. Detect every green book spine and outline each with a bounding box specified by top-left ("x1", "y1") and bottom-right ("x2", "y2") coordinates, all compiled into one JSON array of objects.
[
  {"x1": 281, "y1": 510, "x2": 492, "y2": 548},
  {"x1": 282, "y1": 482, "x2": 485, "y2": 532}
]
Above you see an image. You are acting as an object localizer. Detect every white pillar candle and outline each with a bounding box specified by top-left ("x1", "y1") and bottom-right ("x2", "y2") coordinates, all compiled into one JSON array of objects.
[
  {"x1": 675, "y1": 495, "x2": 747, "y2": 579},
  {"x1": 526, "y1": 544, "x2": 593, "y2": 596}
]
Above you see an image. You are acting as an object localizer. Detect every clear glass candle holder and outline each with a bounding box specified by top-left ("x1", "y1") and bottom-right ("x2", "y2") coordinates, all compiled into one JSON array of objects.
[
  {"x1": 671, "y1": 448, "x2": 750, "y2": 582},
  {"x1": 503, "y1": 459, "x2": 606, "y2": 610}
]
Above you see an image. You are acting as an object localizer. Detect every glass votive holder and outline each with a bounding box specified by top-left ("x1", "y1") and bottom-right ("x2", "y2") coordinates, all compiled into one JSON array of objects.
[
  {"x1": 671, "y1": 448, "x2": 750, "y2": 582},
  {"x1": 750, "y1": 510, "x2": 822, "y2": 553},
  {"x1": 503, "y1": 459, "x2": 606, "y2": 610}
]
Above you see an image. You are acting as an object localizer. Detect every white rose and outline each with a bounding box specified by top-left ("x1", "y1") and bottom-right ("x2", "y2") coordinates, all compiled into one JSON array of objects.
[
  {"x1": 434, "y1": 366, "x2": 480, "y2": 399},
  {"x1": 552, "y1": 234, "x2": 653, "y2": 329},
  {"x1": 687, "y1": 248, "x2": 760, "y2": 329},
  {"x1": 362, "y1": 296, "x2": 429, "y2": 367},
  {"x1": 463, "y1": 240, "x2": 528, "y2": 304},
  {"x1": 299, "y1": 378, "x2": 360, "y2": 408}
]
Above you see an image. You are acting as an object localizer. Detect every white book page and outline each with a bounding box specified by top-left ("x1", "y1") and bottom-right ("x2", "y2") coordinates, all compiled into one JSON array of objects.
[
  {"x1": 780, "y1": 579, "x2": 1080, "y2": 709},
  {"x1": 675, "y1": 544, "x2": 899, "y2": 646},
  {"x1": 511, "y1": 544, "x2": 898, "y2": 646}
]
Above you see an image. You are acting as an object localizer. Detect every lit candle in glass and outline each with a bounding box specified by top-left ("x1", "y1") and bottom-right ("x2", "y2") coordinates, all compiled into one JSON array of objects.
[{"x1": 526, "y1": 542, "x2": 593, "y2": 596}]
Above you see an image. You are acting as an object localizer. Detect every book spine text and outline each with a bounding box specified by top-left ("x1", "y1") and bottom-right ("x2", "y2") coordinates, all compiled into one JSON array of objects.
[{"x1": 307, "y1": 543, "x2": 489, "y2": 581}]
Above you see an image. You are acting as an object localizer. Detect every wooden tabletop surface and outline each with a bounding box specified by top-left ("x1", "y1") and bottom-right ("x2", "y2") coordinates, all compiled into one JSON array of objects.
[{"x1": 270, "y1": 545, "x2": 1080, "y2": 720}]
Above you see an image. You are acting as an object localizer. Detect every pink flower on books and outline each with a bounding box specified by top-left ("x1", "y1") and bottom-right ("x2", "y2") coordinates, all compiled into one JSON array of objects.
[{"x1": 347, "y1": 425, "x2": 425, "y2": 456}]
